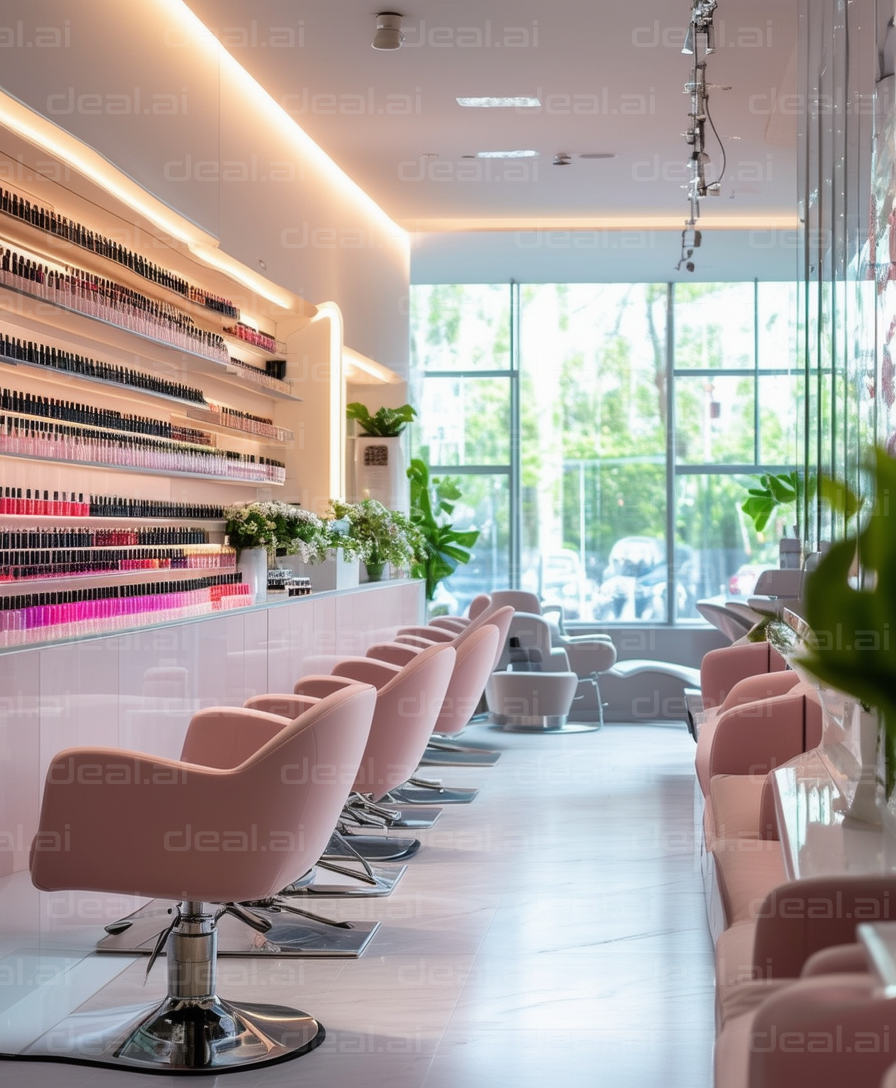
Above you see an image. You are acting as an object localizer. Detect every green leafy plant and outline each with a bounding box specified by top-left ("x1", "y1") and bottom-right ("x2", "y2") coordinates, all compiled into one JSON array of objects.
[
  {"x1": 407, "y1": 457, "x2": 479, "y2": 601},
  {"x1": 346, "y1": 402, "x2": 416, "y2": 437},
  {"x1": 741, "y1": 470, "x2": 814, "y2": 534},
  {"x1": 327, "y1": 498, "x2": 424, "y2": 570},
  {"x1": 795, "y1": 449, "x2": 896, "y2": 795}
]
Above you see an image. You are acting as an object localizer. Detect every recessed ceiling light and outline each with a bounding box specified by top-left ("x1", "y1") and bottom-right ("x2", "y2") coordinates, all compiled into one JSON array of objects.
[
  {"x1": 579, "y1": 153, "x2": 617, "y2": 160},
  {"x1": 476, "y1": 149, "x2": 539, "y2": 159},
  {"x1": 456, "y1": 97, "x2": 541, "y2": 108}
]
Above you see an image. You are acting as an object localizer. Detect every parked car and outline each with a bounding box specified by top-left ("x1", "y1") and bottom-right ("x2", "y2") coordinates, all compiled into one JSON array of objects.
[
  {"x1": 727, "y1": 563, "x2": 768, "y2": 598},
  {"x1": 593, "y1": 536, "x2": 695, "y2": 621}
]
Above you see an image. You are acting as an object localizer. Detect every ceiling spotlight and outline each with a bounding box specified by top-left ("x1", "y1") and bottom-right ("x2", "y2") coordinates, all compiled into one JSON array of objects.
[
  {"x1": 552, "y1": 153, "x2": 572, "y2": 166},
  {"x1": 372, "y1": 12, "x2": 404, "y2": 50}
]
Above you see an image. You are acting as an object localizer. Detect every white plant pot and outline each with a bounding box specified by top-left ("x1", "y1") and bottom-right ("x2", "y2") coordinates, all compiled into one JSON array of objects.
[
  {"x1": 353, "y1": 435, "x2": 408, "y2": 513},
  {"x1": 276, "y1": 553, "x2": 360, "y2": 591},
  {"x1": 844, "y1": 703, "x2": 883, "y2": 826},
  {"x1": 236, "y1": 547, "x2": 267, "y2": 604}
]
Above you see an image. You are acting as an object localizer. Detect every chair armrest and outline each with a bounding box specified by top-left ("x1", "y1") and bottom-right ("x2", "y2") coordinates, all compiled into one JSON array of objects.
[
  {"x1": 801, "y1": 943, "x2": 870, "y2": 977},
  {"x1": 709, "y1": 692, "x2": 812, "y2": 778},
  {"x1": 395, "y1": 634, "x2": 439, "y2": 649},
  {"x1": 31, "y1": 745, "x2": 232, "y2": 894},
  {"x1": 752, "y1": 876, "x2": 896, "y2": 978},
  {"x1": 745, "y1": 974, "x2": 889, "y2": 1088},
  {"x1": 429, "y1": 617, "x2": 468, "y2": 632}
]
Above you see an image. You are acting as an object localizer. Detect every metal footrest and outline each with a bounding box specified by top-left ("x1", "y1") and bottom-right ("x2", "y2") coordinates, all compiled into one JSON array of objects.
[
  {"x1": 387, "y1": 785, "x2": 479, "y2": 805},
  {"x1": 97, "y1": 899, "x2": 379, "y2": 957},
  {"x1": 280, "y1": 862, "x2": 407, "y2": 897},
  {"x1": 326, "y1": 831, "x2": 421, "y2": 862},
  {"x1": 419, "y1": 746, "x2": 501, "y2": 766}
]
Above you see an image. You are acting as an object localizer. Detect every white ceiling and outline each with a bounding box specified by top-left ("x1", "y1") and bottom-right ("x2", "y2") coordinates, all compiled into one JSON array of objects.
[{"x1": 184, "y1": 0, "x2": 800, "y2": 280}]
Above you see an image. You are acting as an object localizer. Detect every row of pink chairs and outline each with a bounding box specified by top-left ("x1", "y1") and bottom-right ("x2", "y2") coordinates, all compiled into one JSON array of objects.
[
  {"x1": 695, "y1": 639, "x2": 896, "y2": 1088},
  {"x1": 19, "y1": 596, "x2": 518, "y2": 1075}
]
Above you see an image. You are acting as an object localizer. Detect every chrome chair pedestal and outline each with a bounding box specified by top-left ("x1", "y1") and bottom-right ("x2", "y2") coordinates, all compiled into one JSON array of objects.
[
  {"x1": 40, "y1": 902, "x2": 324, "y2": 1071},
  {"x1": 489, "y1": 712, "x2": 601, "y2": 734}
]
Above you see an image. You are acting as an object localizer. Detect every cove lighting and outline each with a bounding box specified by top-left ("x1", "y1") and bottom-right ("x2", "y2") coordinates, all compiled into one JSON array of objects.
[
  {"x1": 457, "y1": 97, "x2": 541, "y2": 108},
  {"x1": 476, "y1": 150, "x2": 539, "y2": 159}
]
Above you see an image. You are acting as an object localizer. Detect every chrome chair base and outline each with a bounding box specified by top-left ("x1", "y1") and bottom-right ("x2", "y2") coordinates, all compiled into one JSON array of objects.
[
  {"x1": 67, "y1": 900, "x2": 327, "y2": 1072},
  {"x1": 22, "y1": 995, "x2": 323, "y2": 1072},
  {"x1": 99, "y1": 899, "x2": 380, "y2": 958},
  {"x1": 490, "y1": 712, "x2": 601, "y2": 734}
]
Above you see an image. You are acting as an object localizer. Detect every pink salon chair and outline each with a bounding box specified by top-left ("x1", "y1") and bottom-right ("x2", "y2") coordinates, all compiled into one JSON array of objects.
[
  {"x1": 246, "y1": 642, "x2": 457, "y2": 876},
  {"x1": 26, "y1": 683, "x2": 376, "y2": 1074},
  {"x1": 368, "y1": 604, "x2": 513, "y2": 765},
  {"x1": 714, "y1": 876, "x2": 896, "y2": 1088},
  {"x1": 365, "y1": 622, "x2": 503, "y2": 804}
]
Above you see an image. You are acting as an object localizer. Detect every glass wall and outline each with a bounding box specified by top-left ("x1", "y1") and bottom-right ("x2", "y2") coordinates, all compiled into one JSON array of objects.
[{"x1": 410, "y1": 280, "x2": 802, "y2": 623}]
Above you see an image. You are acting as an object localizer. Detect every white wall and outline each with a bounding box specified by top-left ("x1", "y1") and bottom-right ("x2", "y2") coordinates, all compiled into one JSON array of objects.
[{"x1": 0, "y1": 0, "x2": 409, "y2": 371}]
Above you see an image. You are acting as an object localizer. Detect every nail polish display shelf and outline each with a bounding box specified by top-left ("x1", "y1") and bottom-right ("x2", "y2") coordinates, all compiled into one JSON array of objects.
[
  {"x1": 0, "y1": 350, "x2": 206, "y2": 411},
  {"x1": 0, "y1": 514, "x2": 227, "y2": 528},
  {"x1": 0, "y1": 564, "x2": 236, "y2": 591},
  {"x1": 0, "y1": 196, "x2": 316, "y2": 327},
  {"x1": 0, "y1": 281, "x2": 302, "y2": 402},
  {"x1": 0, "y1": 449, "x2": 286, "y2": 485},
  {"x1": 178, "y1": 407, "x2": 294, "y2": 444},
  {"x1": 0, "y1": 201, "x2": 242, "y2": 330}
]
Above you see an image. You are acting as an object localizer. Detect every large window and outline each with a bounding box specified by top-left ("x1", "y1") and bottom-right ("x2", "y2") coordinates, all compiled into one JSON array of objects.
[{"x1": 410, "y1": 280, "x2": 801, "y2": 623}]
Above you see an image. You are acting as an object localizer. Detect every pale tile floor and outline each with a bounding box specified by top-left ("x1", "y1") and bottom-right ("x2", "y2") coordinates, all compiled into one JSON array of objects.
[{"x1": 0, "y1": 722, "x2": 715, "y2": 1087}]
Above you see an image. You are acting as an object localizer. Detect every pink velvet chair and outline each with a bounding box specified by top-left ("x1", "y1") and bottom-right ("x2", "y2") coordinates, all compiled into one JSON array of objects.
[
  {"x1": 714, "y1": 876, "x2": 896, "y2": 1088},
  {"x1": 28, "y1": 683, "x2": 376, "y2": 1074},
  {"x1": 426, "y1": 593, "x2": 492, "y2": 634},
  {"x1": 365, "y1": 605, "x2": 513, "y2": 765},
  {"x1": 247, "y1": 641, "x2": 458, "y2": 842},
  {"x1": 701, "y1": 640, "x2": 789, "y2": 711}
]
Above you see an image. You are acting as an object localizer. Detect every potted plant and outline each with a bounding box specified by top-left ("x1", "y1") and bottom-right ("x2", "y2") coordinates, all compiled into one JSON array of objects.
[
  {"x1": 407, "y1": 457, "x2": 479, "y2": 601},
  {"x1": 347, "y1": 401, "x2": 416, "y2": 513},
  {"x1": 225, "y1": 501, "x2": 328, "y2": 602},
  {"x1": 346, "y1": 403, "x2": 416, "y2": 437},
  {"x1": 792, "y1": 449, "x2": 896, "y2": 813},
  {"x1": 328, "y1": 498, "x2": 424, "y2": 581}
]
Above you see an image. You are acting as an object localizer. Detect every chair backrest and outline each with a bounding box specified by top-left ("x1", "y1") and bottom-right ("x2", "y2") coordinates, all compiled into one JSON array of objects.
[
  {"x1": 701, "y1": 640, "x2": 788, "y2": 709},
  {"x1": 467, "y1": 593, "x2": 492, "y2": 619},
  {"x1": 494, "y1": 611, "x2": 554, "y2": 672},
  {"x1": 31, "y1": 683, "x2": 377, "y2": 905},
  {"x1": 489, "y1": 590, "x2": 542, "y2": 615},
  {"x1": 395, "y1": 625, "x2": 456, "y2": 643},
  {"x1": 695, "y1": 600, "x2": 755, "y2": 642},
  {"x1": 366, "y1": 641, "x2": 421, "y2": 667},
  {"x1": 453, "y1": 604, "x2": 514, "y2": 670},
  {"x1": 433, "y1": 624, "x2": 500, "y2": 736},
  {"x1": 335, "y1": 642, "x2": 457, "y2": 799}
]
